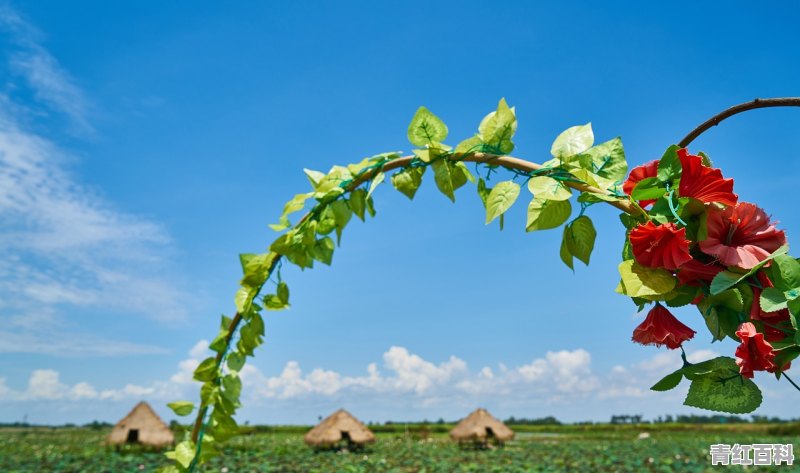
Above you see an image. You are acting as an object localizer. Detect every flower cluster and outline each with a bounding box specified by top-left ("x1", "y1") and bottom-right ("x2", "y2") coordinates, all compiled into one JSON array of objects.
[{"x1": 620, "y1": 148, "x2": 794, "y2": 379}]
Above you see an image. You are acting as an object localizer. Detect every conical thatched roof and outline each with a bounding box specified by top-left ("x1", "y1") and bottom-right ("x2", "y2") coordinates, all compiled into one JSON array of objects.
[
  {"x1": 106, "y1": 401, "x2": 174, "y2": 447},
  {"x1": 304, "y1": 409, "x2": 375, "y2": 447},
  {"x1": 450, "y1": 408, "x2": 514, "y2": 442}
]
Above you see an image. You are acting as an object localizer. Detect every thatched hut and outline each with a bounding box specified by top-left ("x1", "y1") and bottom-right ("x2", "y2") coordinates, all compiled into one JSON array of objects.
[
  {"x1": 450, "y1": 408, "x2": 514, "y2": 445},
  {"x1": 106, "y1": 401, "x2": 174, "y2": 448},
  {"x1": 304, "y1": 409, "x2": 375, "y2": 449}
]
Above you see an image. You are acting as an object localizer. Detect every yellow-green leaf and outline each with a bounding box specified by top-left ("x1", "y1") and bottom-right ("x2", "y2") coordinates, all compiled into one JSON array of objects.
[
  {"x1": 485, "y1": 180, "x2": 520, "y2": 224},
  {"x1": 617, "y1": 260, "x2": 677, "y2": 297},
  {"x1": 527, "y1": 176, "x2": 572, "y2": 201}
]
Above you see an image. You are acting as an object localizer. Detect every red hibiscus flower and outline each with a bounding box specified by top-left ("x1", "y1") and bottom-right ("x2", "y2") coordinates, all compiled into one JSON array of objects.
[
  {"x1": 676, "y1": 258, "x2": 726, "y2": 286},
  {"x1": 629, "y1": 221, "x2": 692, "y2": 270},
  {"x1": 734, "y1": 322, "x2": 778, "y2": 378},
  {"x1": 632, "y1": 304, "x2": 696, "y2": 349},
  {"x1": 677, "y1": 149, "x2": 738, "y2": 206},
  {"x1": 623, "y1": 160, "x2": 659, "y2": 207},
  {"x1": 699, "y1": 202, "x2": 787, "y2": 269}
]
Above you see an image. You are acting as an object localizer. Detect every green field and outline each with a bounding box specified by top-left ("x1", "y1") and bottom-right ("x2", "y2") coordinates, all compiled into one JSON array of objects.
[{"x1": 1, "y1": 424, "x2": 797, "y2": 472}]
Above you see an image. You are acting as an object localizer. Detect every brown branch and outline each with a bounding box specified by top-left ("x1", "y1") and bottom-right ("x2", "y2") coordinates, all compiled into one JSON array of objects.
[
  {"x1": 678, "y1": 97, "x2": 800, "y2": 148},
  {"x1": 190, "y1": 310, "x2": 243, "y2": 444},
  {"x1": 350, "y1": 152, "x2": 640, "y2": 215}
]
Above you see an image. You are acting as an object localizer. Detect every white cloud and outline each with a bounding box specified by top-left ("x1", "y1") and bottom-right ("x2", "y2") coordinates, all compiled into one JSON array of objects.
[
  {"x1": 1, "y1": 344, "x2": 795, "y2": 423},
  {"x1": 0, "y1": 5, "x2": 91, "y2": 132},
  {"x1": 26, "y1": 369, "x2": 68, "y2": 400},
  {"x1": 0, "y1": 5, "x2": 193, "y2": 356}
]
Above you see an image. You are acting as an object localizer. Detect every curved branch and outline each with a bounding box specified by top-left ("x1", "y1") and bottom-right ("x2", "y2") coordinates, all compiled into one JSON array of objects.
[
  {"x1": 188, "y1": 150, "x2": 640, "y2": 456},
  {"x1": 679, "y1": 97, "x2": 800, "y2": 148},
  {"x1": 349, "y1": 152, "x2": 640, "y2": 215}
]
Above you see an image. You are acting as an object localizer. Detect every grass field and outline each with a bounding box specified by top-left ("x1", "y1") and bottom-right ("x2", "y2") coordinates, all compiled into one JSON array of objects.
[{"x1": 1, "y1": 424, "x2": 797, "y2": 472}]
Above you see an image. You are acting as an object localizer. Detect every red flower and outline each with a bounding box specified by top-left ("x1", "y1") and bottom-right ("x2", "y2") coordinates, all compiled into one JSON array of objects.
[
  {"x1": 629, "y1": 221, "x2": 692, "y2": 270},
  {"x1": 699, "y1": 202, "x2": 787, "y2": 269},
  {"x1": 676, "y1": 258, "x2": 726, "y2": 286},
  {"x1": 734, "y1": 322, "x2": 777, "y2": 378},
  {"x1": 632, "y1": 304, "x2": 696, "y2": 349},
  {"x1": 623, "y1": 160, "x2": 659, "y2": 207},
  {"x1": 677, "y1": 149, "x2": 737, "y2": 206}
]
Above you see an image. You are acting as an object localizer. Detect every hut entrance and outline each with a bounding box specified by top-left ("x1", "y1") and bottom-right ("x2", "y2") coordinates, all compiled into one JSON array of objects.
[
  {"x1": 485, "y1": 427, "x2": 495, "y2": 439},
  {"x1": 126, "y1": 429, "x2": 140, "y2": 444},
  {"x1": 341, "y1": 431, "x2": 353, "y2": 447}
]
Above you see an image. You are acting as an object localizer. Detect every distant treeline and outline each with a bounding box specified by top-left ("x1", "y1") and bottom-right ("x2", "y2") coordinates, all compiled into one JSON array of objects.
[{"x1": 2, "y1": 414, "x2": 798, "y2": 430}]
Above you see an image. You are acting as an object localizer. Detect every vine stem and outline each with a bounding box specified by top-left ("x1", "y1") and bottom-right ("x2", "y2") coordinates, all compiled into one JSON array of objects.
[
  {"x1": 783, "y1": 372, "x2": 800, "y2": 393},
  {"x1": 678, "y1": 97, "x2": 800, "y2": 148}
]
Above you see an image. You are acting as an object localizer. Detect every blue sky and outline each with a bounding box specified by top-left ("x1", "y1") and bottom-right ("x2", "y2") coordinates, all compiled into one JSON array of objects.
[{"x1": 1, "y1": 1, "x2": 799, "y2": 425}]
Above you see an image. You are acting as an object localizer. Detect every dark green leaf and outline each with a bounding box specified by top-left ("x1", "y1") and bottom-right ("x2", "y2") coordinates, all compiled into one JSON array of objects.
[
  {"x1": 657, "y1": 145, "x2": 681, "y2": 182},
  {"x1": 566, "y1": 216, "x2": 596, "y2": 266},
  {"x1": 651, "y1": 370, "x2": 683, "y2": 392},
  {"x1": 684, "y1": 357, "x2": 763, "y2": 414},
  {"x1": 631, "y1": 177, "x2": 666, "y2": 201}
]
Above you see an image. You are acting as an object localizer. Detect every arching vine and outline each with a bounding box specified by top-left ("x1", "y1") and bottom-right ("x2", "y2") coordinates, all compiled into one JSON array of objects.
[{"x1": 158, "y1": 98, "x2": 800, "y2": 472}]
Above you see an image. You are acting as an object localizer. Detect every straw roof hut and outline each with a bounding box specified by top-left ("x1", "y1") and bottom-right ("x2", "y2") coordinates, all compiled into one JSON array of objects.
[
  {"x1": 106, "y1": 401, "x2": 174, "y2": 448},
  {"x1": 450, "y1": 408, "x2": 514, "y2": 444},
  {"x1": 304, "y1": 409, "x2": 375, "y2": 448}
]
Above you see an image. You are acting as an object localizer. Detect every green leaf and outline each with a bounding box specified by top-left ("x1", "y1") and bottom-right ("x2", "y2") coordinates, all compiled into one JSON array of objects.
[
  {"x1": 657, "y1": 145, "x2": 681, "y2": 182},
  {"x1": 697, "y1": 289, "x2": 743, "y2": 341},
  {"x1": 617, "y1": 260, "x2": 677, "y2": 297},
  {"x1": 485, "y1": 180, "x2": 520, "y2": 225},
  {"x1": 550, "y1": 123, "x2": 594, "y2": 158},
  {"x1": 580, "y1": 137, "x2": 627, "y2": 182},
  {"x1": 527, "y1": 176, "x2": 572, "y2": 201},
  {"x1": 221, "y1": 374, "x2": 242, "y2": 404},
  {"x1": 710, "y1": 245, "x2": 789, "y2": 294},
  {"x1": 265, "y1": 281, "x2": 290, "y2": 310},
  {"x1": 760, "y1": 287, "x2": 788, "y2": 312},
  {"x1": 208, "y1": 328, "x2": 230, "y2": 353},
  {"x1": 651, "y1": 370, "x2": 683, "y2": 392},
  {"x1": 211, "y1": 409, "x2": 239, "y2": 442},
  {"x1": 526, "y1": 198, "x2": 571, "y2": 232},
  {"x1": 269, "y1": 192, "x2": 313, "y2": 231},
  {"x1": 772, "y1": 255, "x2": 800, "y2": 290},
  {"x1": 478, "y1": 98, "x2": 517, "y2": 154},
  {"x1": 173, "y1": 440, "x2": 196, "y2": 469},
  {"x1": 348, "y1": 188, "x2": 367, "y2": 221},
  {"x1": 451, "y1": 161, "x2": 474, "y2": 191},
  {"x1": 311, "y1": 237, "x2": 335, "y2": 265},
  {"x1": 559, "y1": 228, "x2": 574, "y2": 270},
  {"x1": 431, "y1": 159, "x2": 456, "y2": 202},
  {"x1": 566, "y1": 216, "x2": 596, "y2": 265},
  {"x1": 167, "y1": 401, "x2": 195, "y2": 417},
  {"x1": 408, "y1": 106, "x2": 448, "y2": 146},
  {"x1": 390, "y1": 167, "x2": 425, "y2": 200},
  {"x1": 238, "y1": 252, "x2": 275, "y2": 290},
  {"x1": 234, "y1": 286, "x2": 256, "y2": 314},
  {"x1": 200, "y1": 382, "x2": 219, "y2": 408},
  {"x1": 455, "y1": 135, "x2": 483, "y2": 154},
  {"x1": 193, "y1": 357, "x2": 218, "y2": 382},
  {"x1": 366, "y1": 171, "x2": 384, "y2": 199},
  {"x1": 684, "y1": 357, "x2": 763, "y2": 414},
  {"x1": 227, "y1": 351, "x2": 245, "y2": 372},
  {"x1": 631, "y1": 177, "x2": 666, "y2": 201}
]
